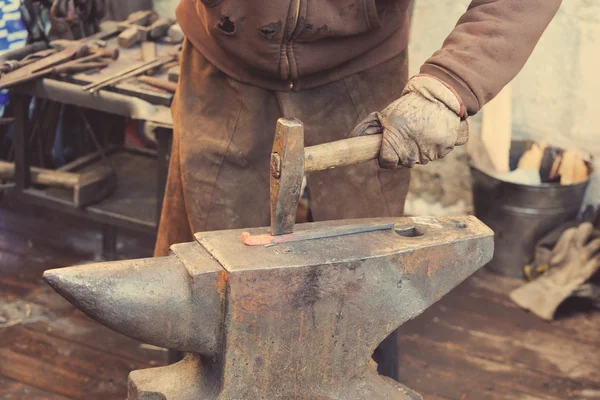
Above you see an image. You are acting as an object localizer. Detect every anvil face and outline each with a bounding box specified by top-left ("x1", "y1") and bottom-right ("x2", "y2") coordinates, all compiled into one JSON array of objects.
[{"x1": 44, "y1": 216, "x2": 494, "y2": 400}]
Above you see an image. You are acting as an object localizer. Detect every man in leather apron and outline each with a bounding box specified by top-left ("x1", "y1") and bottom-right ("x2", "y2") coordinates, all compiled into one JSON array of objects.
[{"x1": 156, "y1": 0, "x2": 562, "y2": 377}]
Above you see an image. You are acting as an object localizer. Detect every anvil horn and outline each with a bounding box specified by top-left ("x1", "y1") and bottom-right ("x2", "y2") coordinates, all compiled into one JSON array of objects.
[{"x1": 43, "y1": 242, "x2": 226, "y2": 354}]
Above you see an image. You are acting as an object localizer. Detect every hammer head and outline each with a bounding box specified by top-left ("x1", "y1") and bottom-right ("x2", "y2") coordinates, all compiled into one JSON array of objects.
[
  {"x1": 270, "y1": 117, "x2": 304, "y2": 235},
  {"x1": 124, "y1": 10, "x2": 158, "y2": 26}
]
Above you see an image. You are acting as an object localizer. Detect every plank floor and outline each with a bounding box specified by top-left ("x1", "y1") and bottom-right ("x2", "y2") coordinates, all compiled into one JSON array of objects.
[
  {"x1": 0, "y1": 200, "x2": 166, "y2": 400},
  {"x1": 0, "y1": 201, "x2": 599, "y2": 399}
]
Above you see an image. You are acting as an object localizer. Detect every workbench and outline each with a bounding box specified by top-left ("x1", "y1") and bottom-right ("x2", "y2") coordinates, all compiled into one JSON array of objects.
[{"x1": 2, "y1": 38, "x2": 177, "y2": 259}]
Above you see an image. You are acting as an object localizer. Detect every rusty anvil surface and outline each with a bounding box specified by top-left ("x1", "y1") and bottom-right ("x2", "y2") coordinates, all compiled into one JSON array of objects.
[{"x1": 44, "y1": 215, "x2": 493, "y2": 400}]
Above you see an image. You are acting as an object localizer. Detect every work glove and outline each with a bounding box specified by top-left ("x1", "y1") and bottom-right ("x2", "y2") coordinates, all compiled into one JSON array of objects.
[
  {"x1": 351, "y1": 74, "x2": 469, "y2": 169},
  {"x1": 510, "y1": 222, "x2": 600, "y2": 320}
]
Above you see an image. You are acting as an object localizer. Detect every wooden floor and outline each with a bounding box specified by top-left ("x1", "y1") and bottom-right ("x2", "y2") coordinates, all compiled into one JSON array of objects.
[
  {"x1": 0, "y1": 201, "x2": 167, "y2": 400},
  {"x1": 393, "y1": 272, "x2": 600, "y2": 400},
  {"x1": 0, "y1": 202, "x2": 599, "y2": 400}
]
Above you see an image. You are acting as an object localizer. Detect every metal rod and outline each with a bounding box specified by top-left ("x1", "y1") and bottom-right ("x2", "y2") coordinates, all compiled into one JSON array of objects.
[
  {"x1": 87, "y1": 58, "x2": 167, "y2": 93},
  {"x1": 83, "y1": 57, "x2": 169, "y2": 93}
]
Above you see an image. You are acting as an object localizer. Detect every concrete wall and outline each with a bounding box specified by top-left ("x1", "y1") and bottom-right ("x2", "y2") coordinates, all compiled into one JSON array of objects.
[
  {"x1": 106, "y1": 0, "x2": 153, "y2": 20},
  {"x1": 154, "y1": 0, "x2": 177, "y2": 19},
  {"x1": 406, "y1": 0, "x2": 600, "y2": 215}
]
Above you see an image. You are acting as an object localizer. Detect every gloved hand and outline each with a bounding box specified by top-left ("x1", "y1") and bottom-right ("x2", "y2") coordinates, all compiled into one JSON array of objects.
[
  {"x1": 351, "y1": 74, "x2": 469, "y2": 169},
  {"x1": 510, "y1": 222, "x2": 600, "y2": 320}
]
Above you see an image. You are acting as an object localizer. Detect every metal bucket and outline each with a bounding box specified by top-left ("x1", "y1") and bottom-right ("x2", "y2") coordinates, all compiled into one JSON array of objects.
[{"x1": 470, "y1": 141, "x2": 591, "y2": 278}]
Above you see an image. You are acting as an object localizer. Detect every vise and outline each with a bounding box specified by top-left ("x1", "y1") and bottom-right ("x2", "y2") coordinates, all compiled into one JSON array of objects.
[{"x1": 43, "y1": 119, "x2": 494, "y2": 399}]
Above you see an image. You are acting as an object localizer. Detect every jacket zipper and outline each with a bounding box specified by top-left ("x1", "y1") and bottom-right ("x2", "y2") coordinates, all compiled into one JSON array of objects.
[
  {"x1": 285, "y1": 0, "x2": 301, "y2": 88},
  {"x1": 291, "y1": 0, "x2": 300, "y2": 32}
]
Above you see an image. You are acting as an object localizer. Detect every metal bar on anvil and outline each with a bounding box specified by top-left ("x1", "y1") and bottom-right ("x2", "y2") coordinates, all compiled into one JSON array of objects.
[{"x1": 241, "y1": 221, "x2": 395, "y2": 246}]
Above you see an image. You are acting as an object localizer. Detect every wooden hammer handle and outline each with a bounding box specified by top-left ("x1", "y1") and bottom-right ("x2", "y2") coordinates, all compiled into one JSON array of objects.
[{"x1": 304, "y1": 134, "x2": 382, "y2": 172}]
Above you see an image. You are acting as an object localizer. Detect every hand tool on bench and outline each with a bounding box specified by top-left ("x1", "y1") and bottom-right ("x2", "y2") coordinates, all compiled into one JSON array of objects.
[
  {"x1": 0, "y1": 23, "x2": 120, "y2": 81},
  {"x1": 82, "y1": 52, "x2": 178, "y2": 93},
  {"x1": 43, "y1": 118, "x2": 494, "y2": 400},
  {"x1": 115, "y1": 10, "x2": 157, "y2": 45},
  {"x1": 137, "y1": 75, "x2": 178, "y2": 93},
  {"x1": 0, "y1": 47, "x2": 119, "y2": 89},
  {"x1": 0, "y1": 41, "x2": 50, "y2": 64},
  {"x1": 140, "y1": 41, "x2": 161, "y2": 75},
  {"x1": 0, "y1": 48, "x2": 59, "y2": 75},
  {"x1": 141, "y1": 41, "x2": 157, "y2": 63},
  {"x1": 0, "y1": 42, "x2": 90, "y2": 89},
  {"x1": 117, "y1": 10, "x2": 174, "y2": 48}
]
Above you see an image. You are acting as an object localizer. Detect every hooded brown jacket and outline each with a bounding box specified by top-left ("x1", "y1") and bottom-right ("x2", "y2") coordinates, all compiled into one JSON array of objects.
[{"x1": 177, "y1": 0, "x2": 562, "y2": 115}]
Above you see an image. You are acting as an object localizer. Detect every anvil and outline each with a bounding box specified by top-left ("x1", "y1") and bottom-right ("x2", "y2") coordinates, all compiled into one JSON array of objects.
[{"x1": 44, "y1": 216, "x2": 493, "y2": 399}]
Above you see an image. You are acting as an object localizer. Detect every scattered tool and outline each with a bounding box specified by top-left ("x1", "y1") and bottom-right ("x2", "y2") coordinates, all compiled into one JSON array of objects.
[
  {"x1": 116, "y1": 10, "x2": 157, "y2": 44},
  {"x1": 48, "y1": 60, "x2": 109, "y2": 75},
  {"x1": 167, "y1": 65, "x2": 179, "y2": 82},
  {"x1": 82, "y1": 53, "x2": 178, "y2": 93},
  {"x1": 141, "y1": 41, "x2": 157, "y2": 63},
  {"x1": 0, "y1": 48, "x2": 58, "y2": 75},
  {"x1": 140, "y1": 41, "x2": 161, "y2": 75},
  {"x1": 161, "y1": 60, "x2": 179, "y2": 74},
  {"x1": 0, "y1": 46, "x2": 118, "y2": 89},
  {"x1": 44, "y1": 118, "x2": 494, "y2": 400},
  {"x1": 0, "y1": 42, "x2": 90, "y2": 89},
  {"x1": 0, "y1": 41, "x2": 49, "y2": 64},
  {"x1": 137, "y1": 75, "x2": 177, "y2": 93},
  {"x1": 117, "y1": 10, "x2": 173, "y2": 48},
  {"x1": 119, "y1": 18, "x2": 174, "y2": 48}
]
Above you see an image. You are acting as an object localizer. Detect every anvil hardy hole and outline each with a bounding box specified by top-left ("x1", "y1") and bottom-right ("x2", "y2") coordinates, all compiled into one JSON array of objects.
[{"x1": 394, "y1": 226, "x2": 424, "y2": 238}]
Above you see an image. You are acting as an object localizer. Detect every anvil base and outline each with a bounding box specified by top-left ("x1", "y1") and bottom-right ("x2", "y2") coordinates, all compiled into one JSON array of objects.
[{"x1": 128, "y1": 354, "x2": 423, "y2": 400}]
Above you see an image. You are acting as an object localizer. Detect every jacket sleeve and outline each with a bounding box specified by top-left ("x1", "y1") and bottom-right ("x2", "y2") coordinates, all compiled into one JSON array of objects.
[{"x1": 420, "y1": 0, "x2": 562, "y2": 116}]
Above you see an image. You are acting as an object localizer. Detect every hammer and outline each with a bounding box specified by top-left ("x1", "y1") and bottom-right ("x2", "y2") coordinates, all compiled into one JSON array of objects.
[
  {"x1": 244, "y1": 117, "x2": 383, "y2": 245},
  {"x1": 117, "y1": 10, "x2": 174, "y2": 48}
]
